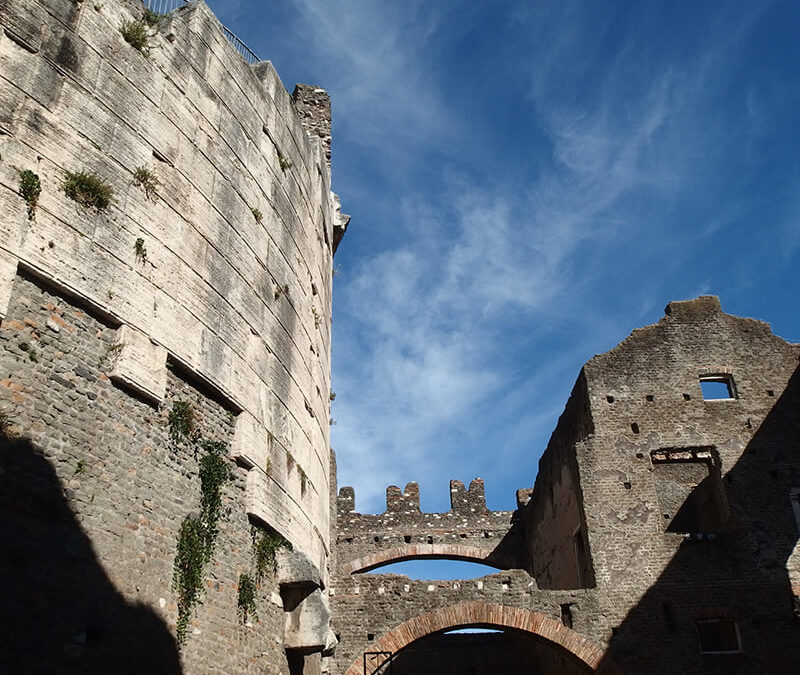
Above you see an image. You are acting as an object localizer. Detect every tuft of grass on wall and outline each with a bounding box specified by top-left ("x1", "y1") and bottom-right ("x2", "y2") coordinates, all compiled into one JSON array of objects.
[
  {"x1": 120, "y1": 19, "x2": 149, "y2": 52},
  {"x1": 143, "y1": 9, "x2": 164, "y2": 27},
  {"x1": 133, "y1": 166, "x2": 158, "y2": 201},
  {"x1": 63, "y1": 170, "x2": 112, "y2": 211}
]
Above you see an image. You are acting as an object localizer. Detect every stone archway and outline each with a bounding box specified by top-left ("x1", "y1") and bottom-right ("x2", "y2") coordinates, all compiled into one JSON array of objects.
[
  {"x1": 342, "y1": 601, "x2": 623, "y2": 675},
  {"x1": 342, "y1": 544, "x2": 502, "y2": 574}
]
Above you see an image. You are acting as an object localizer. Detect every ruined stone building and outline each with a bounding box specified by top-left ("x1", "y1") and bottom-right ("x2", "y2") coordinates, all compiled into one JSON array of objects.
[
  {"x1": 0, "y1": 1, "x2": 798, "y2": 674},
  {"x1": 334, "y1": 296, "x2": 800, "y2": 674}
]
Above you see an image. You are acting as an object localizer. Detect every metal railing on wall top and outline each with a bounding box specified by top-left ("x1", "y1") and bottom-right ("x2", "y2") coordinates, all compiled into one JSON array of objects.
[{"x1": 144, "y1": 0, "x2": 261, "y2": 64}]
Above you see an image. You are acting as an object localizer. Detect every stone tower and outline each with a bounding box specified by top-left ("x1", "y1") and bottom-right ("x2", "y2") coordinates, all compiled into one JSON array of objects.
[{"x1": 0, "y1": 1, "x2": 345, "y2": 672}]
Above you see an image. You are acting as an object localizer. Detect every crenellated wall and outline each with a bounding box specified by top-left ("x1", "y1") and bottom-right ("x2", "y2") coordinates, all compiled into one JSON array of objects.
[
  {"x1": 336, "y1": 478, "x2": 526, "y2": 574},
  {"x1": 0, "y1": 0, "x2": 344, "y2": 671}
]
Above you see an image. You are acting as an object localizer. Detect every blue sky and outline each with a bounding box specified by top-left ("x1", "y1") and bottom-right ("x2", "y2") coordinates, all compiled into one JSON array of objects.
[{"x1": 206, "y1": 1, "x2": 799, "y2": 528}]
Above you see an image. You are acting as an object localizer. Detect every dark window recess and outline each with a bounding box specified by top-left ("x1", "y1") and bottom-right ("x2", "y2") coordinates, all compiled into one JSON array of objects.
[
  {"x1": 606, "y1": 395, "x2": 614, "y2": 403},
  {"x1": 631, "y1": 422, "x2": 640, "y2": 434},
  {"x1": 373, "y1": 536, "x2": 380, "y2": 542},
  {"x1": 286, "y1": 650, "x2": 305, "y2": 675},
  {"x1": 367, "y1": 633, "x2": 375, "y2": 641},
  {"x1": 651, "y1": 447, "x2": 729, "y2": 534},
  {"x1": 623, "y1": 481, "x2": 632, "y2": 490},
  {"x1": 646, "y1": 394, "x2": 654, "y2": 402},
  {"x1": 766, "y1": 389, "x2": 774, "y2": 397},
  {"x1": 696, "y1": 619, "x2": 741, "y2": 654},
  {"x1": 403, "y1": 535, "x2": 411, "y2": 544},
  {"x1": 699, "y1": 375, "x2": 736, "y2": 400},
  {"x1": 683, "y1": 393, "x2": 691, "y2": 401},
  {"x1": 426, "y1": 535, "x2": 433, "y2": 544},
  {"x1": 560, "y1": 603, "x2": 573, "y2": 629}
]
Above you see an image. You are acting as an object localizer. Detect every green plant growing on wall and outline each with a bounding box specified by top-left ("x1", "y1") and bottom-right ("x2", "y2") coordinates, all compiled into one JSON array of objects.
[
  {"x1": 172, "y1": 439, "x2": 231, "y2": 645},
  {"x1": 274, "y1": 283, "x2": 289, "y2": 300},
  {"x1": 278, "y1": 151, "x2": 292, "y2": 171},
  {"x1": 18, "y1": 170, "x2": 41, "y2": 221},
  {"x1": 198, "y1": 439, "x2": 230, "y2": 560},
  {"x1": 74, "y1": 459, "x2": 86, "y2": 475},
  {"x1": 252, "y1": 525, "x2": 291, "y2": 582},
  {"x1": 28, "y1": 348, "x2": 39, "y2": 363},
  {"x1": 134, "y1": 237, "x2": 148, "y2": 264},
  {"x1": 143, "y1": 8, "x2": 164, "y2": 26},
  {"x1": 311, "y1": 306, "x2": 321, "y2": 329},
  {"x1": 120, "y1": 19, "x2": 149, "y2": 52},
  {"x1": 63, "y1": 170, "x2": 112, "y2": 211},
  {"x1": 173, "y1": 514, "x2": 206, "y2": 645},
  {"x1": 133, "y1": 166, "x2": 158, "y2": 200},
  {"x1": 237, "y1": 573, "x2": 258, "y2": 624},
  {"x1": 250, "y1": 207, "x2": 263, "y2": 224},
  {"x1": 168, "y1": 400, "x2": 195, "y2": 444}
]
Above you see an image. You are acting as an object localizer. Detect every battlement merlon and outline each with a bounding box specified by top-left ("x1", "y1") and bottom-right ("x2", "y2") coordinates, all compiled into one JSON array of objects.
[{"x1": 335, "y1": 480, "x2": 528, "y2": 573}]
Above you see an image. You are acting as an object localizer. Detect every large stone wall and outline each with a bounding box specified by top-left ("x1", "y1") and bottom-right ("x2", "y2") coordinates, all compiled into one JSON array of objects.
[
  {"x1": 331, "y1": 573, "x2": 606, "y2": 675},
  {"x1": 0, "y1": 0, "x2": 343, "y2": 671},
  {"x1": 581, "y1": 297, "x2": 800, "y2": 673},
  {"x1": 0, "y1": 272, "x2": 287, "y2": 672}
]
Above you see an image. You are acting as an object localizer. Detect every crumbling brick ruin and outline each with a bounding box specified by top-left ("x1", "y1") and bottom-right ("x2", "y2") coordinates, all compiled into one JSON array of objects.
[
  {"x1": 0, "y1": 1, "x2": 798, "y2": 674},
  {"x1": 332, "y1": 296, "x2": 800, "y2": 675}
]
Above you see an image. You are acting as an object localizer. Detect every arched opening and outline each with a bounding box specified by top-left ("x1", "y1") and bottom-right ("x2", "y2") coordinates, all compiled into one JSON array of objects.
[
  {"x1": 363, "y1": 558, "x2": 500, "y2": 579},
  {"x1": 344, "y1": 601, "x2": 622, "y2": 675},
  {"x1": 343, "y1": 543, "x2": 504, "y2": 574},
  {"x1": 388, "y1": 627, "x2": 593, "y2": 674}
]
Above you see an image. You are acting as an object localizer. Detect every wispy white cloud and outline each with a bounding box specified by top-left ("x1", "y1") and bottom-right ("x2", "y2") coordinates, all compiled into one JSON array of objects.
[{"x1": 328, "y1": 2, "x2": 782, "y2": 512}]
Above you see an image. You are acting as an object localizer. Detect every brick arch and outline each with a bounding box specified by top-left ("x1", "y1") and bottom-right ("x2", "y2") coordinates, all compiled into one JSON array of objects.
[
  {"x1": 342, "y1": 601, "x2": 623, "y2": 675},
  {"x1": 343, "y1": 544, "x2": 502, "y2": 575}
]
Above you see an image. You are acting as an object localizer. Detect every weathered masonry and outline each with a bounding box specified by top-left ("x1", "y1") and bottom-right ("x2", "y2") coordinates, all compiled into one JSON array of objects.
[
  {"x1": 1, "y1": 1, "x2": 798, "y2": 674},
  {"x1": 0, "y1": 0, "x2": 346, "y2": 673},
  {"x1": 332, "y1": 297, "x2": 800, "y2": 675}
]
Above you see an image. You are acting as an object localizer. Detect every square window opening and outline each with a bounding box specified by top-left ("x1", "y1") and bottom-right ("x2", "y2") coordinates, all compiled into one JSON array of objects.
[
  {"x1": 700, "y1": 375, "x2": 736, "y2": 400},
  {"x1": 696, "y1": 618, "x2": 741, "y2": 654}
]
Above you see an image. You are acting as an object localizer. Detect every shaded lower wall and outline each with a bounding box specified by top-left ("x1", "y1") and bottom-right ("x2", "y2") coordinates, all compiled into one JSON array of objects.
[
  {"x1": 0, "y1": 273, "x2": 288, "y2": 673},
  {"x1": 389, "y1": 631, "x2": 591, "y2": 675}
]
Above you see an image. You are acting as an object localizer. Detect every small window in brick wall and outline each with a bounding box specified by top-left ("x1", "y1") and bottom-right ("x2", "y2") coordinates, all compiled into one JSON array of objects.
[
  {"x1": 699, "y1": 375, "x2": 737, "y2": 400},
  {"x1": 696, "y1": 618, "x2": 741, "y2": 654}
]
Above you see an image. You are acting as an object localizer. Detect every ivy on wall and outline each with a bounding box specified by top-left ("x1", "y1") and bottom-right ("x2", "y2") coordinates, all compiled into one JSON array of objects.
[{"x1": 170, "y1": 402, "x2": 232, "y2": 645}]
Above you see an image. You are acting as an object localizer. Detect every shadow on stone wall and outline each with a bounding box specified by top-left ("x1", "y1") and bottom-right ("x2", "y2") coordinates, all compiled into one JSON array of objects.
[
  {"x1": 598, "y1": 364, "x2": 800, "y2": 674},
  {"x1": 0, "y1": 435, "x2": 182, "y2": 675}
]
